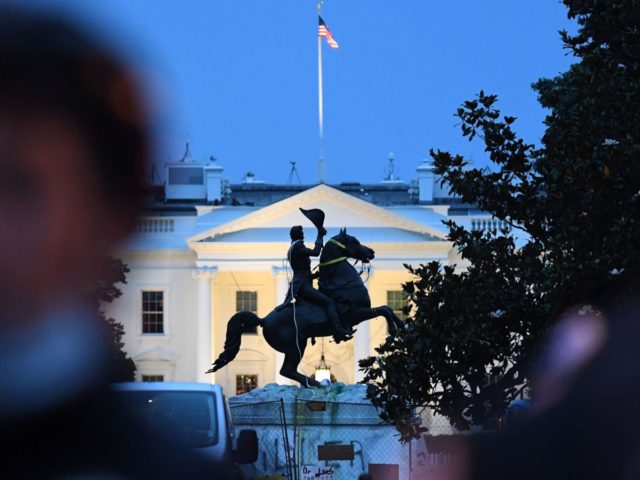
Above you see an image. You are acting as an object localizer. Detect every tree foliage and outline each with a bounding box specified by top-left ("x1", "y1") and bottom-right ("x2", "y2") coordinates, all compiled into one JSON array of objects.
[
  {"x1": 89, "y1": 257, "x2": 136, "y2": 382},
  {"x1": 362, "y1": 0, "x2": 640, "y2": 441}
]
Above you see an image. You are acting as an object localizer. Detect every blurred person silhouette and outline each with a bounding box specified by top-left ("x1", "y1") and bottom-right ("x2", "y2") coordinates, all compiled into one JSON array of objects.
[
  {"x1": 0, "y1": 5, "x2": 231, "y2": 479},
  {"x1": 502, "y1": 399, "x2": 531, "y2": 431},
  {"x1": 463, "y1": 302, "x2": 640, "y2": 480}
]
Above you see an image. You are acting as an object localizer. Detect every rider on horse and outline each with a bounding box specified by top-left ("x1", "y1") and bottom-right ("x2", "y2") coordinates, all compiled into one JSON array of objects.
[
  {"x1": 288, "y1": 223, "x2": 353, "y2": 343},
  {"x1": 209, "y1": 219, "x2": 398, "y2": 386}
]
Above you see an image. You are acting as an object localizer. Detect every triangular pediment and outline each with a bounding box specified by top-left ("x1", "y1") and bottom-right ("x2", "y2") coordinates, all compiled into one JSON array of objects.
[{"x1": 188, "y1": 184, "x2": 446, "y2": 244}]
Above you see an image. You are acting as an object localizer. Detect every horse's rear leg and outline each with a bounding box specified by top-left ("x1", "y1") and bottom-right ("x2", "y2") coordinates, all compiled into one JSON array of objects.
[
  {"x1": 280, "y1": 351, "x2": 320, "y2": 388},
  {"x1": 352, "y1": 306, "x2": 402, "y2": 335},
  {"x1": 380, "y1": 305, "x2": 404, "y2": 333}
]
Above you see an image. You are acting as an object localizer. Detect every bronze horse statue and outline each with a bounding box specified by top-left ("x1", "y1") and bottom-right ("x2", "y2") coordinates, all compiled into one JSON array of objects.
[{"x1": 207, "y1": 228, "x2": 403, "y2": 387}]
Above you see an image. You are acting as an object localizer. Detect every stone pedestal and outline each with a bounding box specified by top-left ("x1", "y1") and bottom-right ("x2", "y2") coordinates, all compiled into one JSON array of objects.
[{"x1": 229, "y1": 383, "x2": 411, "y2": 480}]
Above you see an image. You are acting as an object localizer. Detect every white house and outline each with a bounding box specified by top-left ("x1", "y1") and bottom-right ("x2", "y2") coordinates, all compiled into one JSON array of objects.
[{"x1": 107, "y1": 157, "x2": 497, "y2": 398}]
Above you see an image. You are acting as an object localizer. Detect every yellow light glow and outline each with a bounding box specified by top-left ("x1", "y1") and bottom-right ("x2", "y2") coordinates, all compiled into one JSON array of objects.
[{"x1": 314, "y1": 368, "x2": 331, "y2": 383}]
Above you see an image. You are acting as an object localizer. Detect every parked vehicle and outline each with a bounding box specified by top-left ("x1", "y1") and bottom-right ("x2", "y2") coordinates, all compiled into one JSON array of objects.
[{"x1": 111, "y1": 382, "x2": 258, "y2": 467}]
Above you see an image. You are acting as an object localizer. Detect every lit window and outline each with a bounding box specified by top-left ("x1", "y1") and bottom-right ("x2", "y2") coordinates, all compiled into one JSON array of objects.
[
  {"x1": 236, "y1": 291, "x2": 257, "y2": 312},
  {"x1": 236, "y1": 291, "x2": 258, "y2": 334},
  {"x1": 141, "y1": 375, "x2": 164, "y2": 382},
  {"x1": 142, "y1": 290, "x2": 164, "y2": 334},
  {"x1": 236, "y1": 374, "x2": 258, "y2": 395},
  {"x1": 387, "y1": 290, "x2": 408, "y2": 320}
]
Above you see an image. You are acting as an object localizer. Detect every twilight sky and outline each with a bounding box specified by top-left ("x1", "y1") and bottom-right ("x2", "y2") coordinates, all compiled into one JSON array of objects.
[{"x1": 53, "y1": 1, "x2": 576, "y2": 185}]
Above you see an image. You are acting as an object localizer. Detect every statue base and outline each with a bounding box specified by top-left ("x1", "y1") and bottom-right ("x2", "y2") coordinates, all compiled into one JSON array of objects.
[
  {"x1": 229, "y1": 381, "x2": 369, "y2": 404},
  {"x1": 229, "y1": 383, "x2": 414, "y2": 479}
]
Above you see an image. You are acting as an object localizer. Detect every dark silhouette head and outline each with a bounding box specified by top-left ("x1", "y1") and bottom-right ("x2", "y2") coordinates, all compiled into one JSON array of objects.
[
  {"x1": 0, "y1": 5, "x2": 149, "y2": 321},
  {"x1": 290, "y1": 225, "x2": 304, "y2": 241},
  {"x1": 0, "y1": 7, "x2": 148, "y2": 218}
]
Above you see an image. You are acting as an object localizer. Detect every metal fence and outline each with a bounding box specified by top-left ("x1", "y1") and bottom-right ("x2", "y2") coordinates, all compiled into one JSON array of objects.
[
  {"x1": 231, "y1": 400, "x2": 294, "y2": 480},
  {"x1": 230, "y1": 398, "x2": 464, "y2": 480},
  {"x1": 293, "y1": 399, "x2": 410, "y2": 480}
]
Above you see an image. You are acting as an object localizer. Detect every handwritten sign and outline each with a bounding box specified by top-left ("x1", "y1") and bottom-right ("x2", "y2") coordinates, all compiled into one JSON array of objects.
[
  {"x1": 318, "y1": 444, "x2": 354, "y2": 461},
  {"x1": 301, "y1": 465, "x2": 335, "y2": 480}
]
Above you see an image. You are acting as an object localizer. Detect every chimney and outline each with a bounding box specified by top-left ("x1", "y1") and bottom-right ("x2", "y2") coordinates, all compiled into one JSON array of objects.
[
  {"x1": 205, "y1": 156, "x2": 224, "y2": 203},
  {"x1": 416, "y1": 159, "x2": 435, "y2": 203}
]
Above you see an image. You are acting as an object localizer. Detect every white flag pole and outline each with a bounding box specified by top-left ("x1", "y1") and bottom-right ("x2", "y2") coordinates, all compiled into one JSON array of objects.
[{"x1": 317, "y1": 0, "x2": 325, "y2": 183}]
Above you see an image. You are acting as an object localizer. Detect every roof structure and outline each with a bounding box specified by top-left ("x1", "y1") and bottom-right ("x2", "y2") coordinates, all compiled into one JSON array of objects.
[{"x1": 188, "y1": 184, "x2": 448, "y2": 245}]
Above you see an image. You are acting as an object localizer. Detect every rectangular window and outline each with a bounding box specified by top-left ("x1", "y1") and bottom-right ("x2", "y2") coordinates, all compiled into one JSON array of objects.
[
  {"x1": 236, "y1": 374, "x2": 258, "y2": 395},
  {"x1": 142, "y1": 290, "x2": 164, "y2": 334},
  {"x1": 141, "y1": 374, "x2": 164, "y2": 382},
  {"x1": 387, "y1": 290, "x2": 408, "y2": 320},
  {"x1": 236, "y1": 291, "x2": 258, "y2": 334},
  {"x1": 168, "y1": 167, "x2": 204, "y2": 185},
  {"x1": 116, "y1": 390, "x2": 218, "y2": 448},
  {"x1": 236, "y1": 291, "x2": 257, "y2": 312}
]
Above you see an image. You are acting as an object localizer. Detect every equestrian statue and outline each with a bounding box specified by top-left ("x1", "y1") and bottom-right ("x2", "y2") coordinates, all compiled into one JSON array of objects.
[{"x1": 206, "y1": 208, "x2": 404, "y2": 387}]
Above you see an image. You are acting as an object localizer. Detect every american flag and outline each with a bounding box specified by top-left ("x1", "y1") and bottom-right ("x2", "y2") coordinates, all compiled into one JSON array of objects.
[{"x1": 318, "y1": 16, "x2": 339, "y2": 49}]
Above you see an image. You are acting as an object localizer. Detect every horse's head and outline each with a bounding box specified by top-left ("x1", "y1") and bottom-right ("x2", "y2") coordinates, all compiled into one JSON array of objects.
[{"x1": 332, "y1": 228, "x2": 375, "y2": 263}]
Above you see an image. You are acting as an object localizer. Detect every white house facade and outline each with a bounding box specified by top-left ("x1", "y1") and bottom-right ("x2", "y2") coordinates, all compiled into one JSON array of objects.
[{"x1": 107, "y1": 156, "x2": 497, "y2": 397}]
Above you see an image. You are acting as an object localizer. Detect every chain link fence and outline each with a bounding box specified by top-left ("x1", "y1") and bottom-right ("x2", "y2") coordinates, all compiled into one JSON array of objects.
[
  {"x1": 230, "y1": 396, "x2": 467, "y2": 480},
  {"x1": 293, "y1": 399, "x2": 411, "y2": 480},
  {"x1": 230, "y1": 400, "x2": 294, "y2": 480}
]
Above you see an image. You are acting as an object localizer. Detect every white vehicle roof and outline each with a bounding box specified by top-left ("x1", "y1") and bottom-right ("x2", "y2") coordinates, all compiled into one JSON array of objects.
[{"x1": 111, "y1": 382, "x2": 224, "y2": 395}]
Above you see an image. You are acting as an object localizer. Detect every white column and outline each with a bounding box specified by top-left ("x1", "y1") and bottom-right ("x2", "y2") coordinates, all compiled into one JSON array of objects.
[
  {"x1": 272, "y1": 266, "x2": 292, "y2": 385},
  {"x1": 354, "y1": 267, "x2": 374, "y2": 383},
  {"x1": 416, "y1": 159, "x2": 435, "y2": 203},
  {"x1": 192, "y1": 267, "x2": 218, "y2": 383},
  {"x1": 353, "y1": 322, "x2": 370, "y2": 383}
]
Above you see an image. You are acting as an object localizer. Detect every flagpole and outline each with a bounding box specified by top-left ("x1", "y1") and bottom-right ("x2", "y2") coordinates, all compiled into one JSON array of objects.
[{"x1": 317, "y1": 0, "x2": 325, "y2": 183}]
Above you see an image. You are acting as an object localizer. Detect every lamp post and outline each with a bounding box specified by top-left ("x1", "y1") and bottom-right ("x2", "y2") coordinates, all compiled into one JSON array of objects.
[{"x1": 314, "y1": 339, "x2": 331, "y2": 383}]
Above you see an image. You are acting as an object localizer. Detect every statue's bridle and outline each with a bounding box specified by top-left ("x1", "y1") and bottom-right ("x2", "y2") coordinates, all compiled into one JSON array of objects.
[
  {"x1": 317, "y1": 237, "x2": 371, "y2": 291},
  {"x1": 318, "y1": 238, "x2": 348, "y2": 268}
]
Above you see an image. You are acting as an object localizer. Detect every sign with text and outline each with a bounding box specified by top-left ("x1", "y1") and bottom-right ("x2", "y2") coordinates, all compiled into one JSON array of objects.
[
  {"x1": 301, "y1": 465, "x2": 335, "y2": 480},
  {"x1": 317, "y1": 444, "x2": 354, "y2": 461}
]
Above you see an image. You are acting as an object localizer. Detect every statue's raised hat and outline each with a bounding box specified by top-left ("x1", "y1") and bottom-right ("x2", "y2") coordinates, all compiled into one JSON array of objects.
[{"x1": 299, "y1": 208, "x2": 325, "y2": 230}]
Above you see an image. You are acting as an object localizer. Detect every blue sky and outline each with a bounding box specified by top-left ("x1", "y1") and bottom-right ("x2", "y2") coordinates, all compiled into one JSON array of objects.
[{"x1": 53, "y1": 1, "x2": 576, "y2": 185}]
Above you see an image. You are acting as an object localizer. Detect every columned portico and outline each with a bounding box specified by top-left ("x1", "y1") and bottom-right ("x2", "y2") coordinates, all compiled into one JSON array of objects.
[
  {"x1": 182, "y1": 184, "x2": 452, "y2": 389},
  {"x1": 272, "y1": 266, "x2": 292, "y2": 385},
  {"x1": 192, "y1": 266, "x2": 218, "y2": 383}
]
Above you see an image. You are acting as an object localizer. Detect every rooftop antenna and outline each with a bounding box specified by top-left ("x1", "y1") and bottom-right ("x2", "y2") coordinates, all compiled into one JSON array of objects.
[
  {"x1": 383, "y1": 152, "x2": 400, "y2": 182},
  {"x1": 287, "y1": 161, "x2": 302, "y2": 184},
  {"x1": 150, "y1": 164, "x2": 162, "y2": 185},
  {"x1": 179, "y1": 141, "x2": 194, "y2": 162}
]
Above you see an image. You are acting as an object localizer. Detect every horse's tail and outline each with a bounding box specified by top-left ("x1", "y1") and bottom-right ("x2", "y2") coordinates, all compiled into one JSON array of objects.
[{"x1": 206, "y1": 311, "x2": 263, "y2": 373}]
